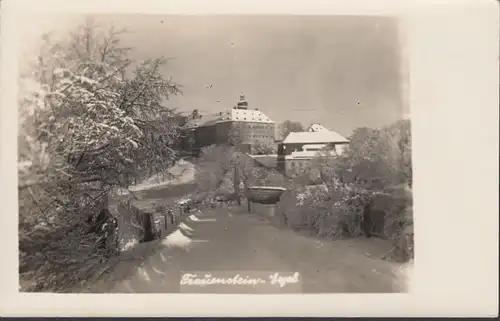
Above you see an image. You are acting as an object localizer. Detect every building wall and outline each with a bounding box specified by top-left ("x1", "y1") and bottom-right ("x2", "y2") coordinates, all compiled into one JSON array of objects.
[
  {"x1": 230, "y1": 121, "x2": 275, "y2": 146},
  {"x1": 216, "y1": 121, "x2": 232, "y2": 144},
  {"x1": 194, "y1": 124, "x2": 218, "y2": 148},
  {"x1": 277, "y1": 141, "x2": 349, "y2": 176},
  {"x1": 181, "y1": 120, "x2": 275, "y2": 154},
  {"x1": 285, "y1": 158, "x2": 311, "y2": 177}
]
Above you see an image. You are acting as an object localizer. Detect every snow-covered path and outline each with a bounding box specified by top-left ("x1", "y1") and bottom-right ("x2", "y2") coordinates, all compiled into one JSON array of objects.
[
  {"x1": 95, "y1": 207, "x2": 406, "y2": 293},
  {"x1": 128, "y1": 159, "x2": 196, "y2": 192}
]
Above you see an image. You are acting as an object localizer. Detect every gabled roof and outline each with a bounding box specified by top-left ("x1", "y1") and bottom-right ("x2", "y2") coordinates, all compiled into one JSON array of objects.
[
  {"x1": 283, "y1": 131, "x2": 349, "y2": 144},
  {"x1": 307, "y1": 123, "x2": 330, "y2": 132}
]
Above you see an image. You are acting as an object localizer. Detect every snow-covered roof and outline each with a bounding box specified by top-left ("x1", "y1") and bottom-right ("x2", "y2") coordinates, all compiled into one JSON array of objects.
[
  {"x1": 228, "y1": 108, "x2": 274, "y2": 123},
  {"x1": 184, "y1": 108, "x2": 274, "y2": 129},
  {"x1": 307, "y1": 123, "x2": 330, "y2": 132},
  {"x1": 184, "y1": 112, "x2": 223, "y2": 128},
  {"x1": 283, "y1": 131, "x2": 349, "y2": 144}
]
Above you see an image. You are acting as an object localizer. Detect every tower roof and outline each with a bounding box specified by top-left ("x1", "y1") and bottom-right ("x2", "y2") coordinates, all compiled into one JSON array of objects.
[{"x1": 236, "y1": 93, "x2": 248, "y2": 109}]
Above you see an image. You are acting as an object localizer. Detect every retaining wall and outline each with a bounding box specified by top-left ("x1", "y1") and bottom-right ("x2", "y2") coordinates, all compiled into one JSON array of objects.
[
  {"x1": 112, "y1": 195, "x2": 191, "y2": 257},
  {"x1": 248, "y1": 200, "x2": 287, "y2": 227}
]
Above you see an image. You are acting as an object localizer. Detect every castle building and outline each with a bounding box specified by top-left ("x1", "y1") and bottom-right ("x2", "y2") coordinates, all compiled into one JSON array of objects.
[{"x1": 180, "y1": 95, "x2": 276, "y2": 155}]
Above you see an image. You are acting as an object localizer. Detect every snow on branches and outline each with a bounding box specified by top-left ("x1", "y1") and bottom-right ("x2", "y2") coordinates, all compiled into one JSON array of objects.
[{"x1": 18, "y1": 18, "x2": 182, "y2": 291}]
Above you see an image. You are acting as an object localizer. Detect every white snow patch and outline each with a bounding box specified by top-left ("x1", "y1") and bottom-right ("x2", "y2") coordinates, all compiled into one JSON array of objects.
[
  {"x1": 137, "y1": 266, "x2": 151, "y2": 282},
  {"x1": 393, "y1": 259, "x2": 414, "y2": 292},
  {"x1": 161, "y1": 229, "x2": 192, "y2": 250},
  {"x1": 115, "y1": 188, "x2": 131, "y2": 196},
  {"x1": 188, "y1": 215, "x2": 216, "y2": 222},
  {"x1": 123, "y1": 280, "x2": 133, "y2": 292},
  {"x1": 177, "y1": 198, "x2": 191, "y2": 205},
  {"x1": 160, "y1": 252, "x2": 167, "y2": 262},
  {"x1": 128, "y1": 160, "x2": 196, "y2": 191},
  {"x1": 179, "y1": 222, "x2": 194, "y2": 232},
  {"x1": 188, "y1": 215, "x2": 201, "y2": 222},
  {"x1": 18, "y1": 160, "x2": 33, "y2": 172},
  {"x1": 283, "y1": 131, "x2": 348, "y2": 144},
  {"x1": 151, "y1": 266, "x2": 165, "y2": 275},
  {"x1": 121, "y1": 239, "x2": 138, "y2": 252}
]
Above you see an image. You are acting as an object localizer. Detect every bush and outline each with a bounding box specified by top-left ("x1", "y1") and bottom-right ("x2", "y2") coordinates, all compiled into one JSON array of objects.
[
  {"x1": 194, "y1": 144, "x2": 236, "y2": 196},
  {"x1": 251, "y1": 141, "x2": 277, "y2": 155}
]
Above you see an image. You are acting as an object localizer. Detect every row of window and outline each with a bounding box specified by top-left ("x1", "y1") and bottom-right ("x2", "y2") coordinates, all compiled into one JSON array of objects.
[
  {"x1": 246, "y1": 124, "x2": 273, "y2": 130},
  {"x1": 232, "y1": 123, "x2": 273, "y2": 129},
  {"x1": 246, "y1": 134, "x2": 273, "y2": 139},
  {"x1": 289, "y1": 161, "x2": 308, "y2": 167},
  {"x1": 234, "y1": 117, "x2": 270, "y2": 122}
]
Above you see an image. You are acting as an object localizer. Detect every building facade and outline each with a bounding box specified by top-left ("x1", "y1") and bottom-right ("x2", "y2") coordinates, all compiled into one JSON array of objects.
[
  {"x1": 277, "y1": 128, "x2": 349, "y2": 177},
  {"x1": 180, "y1": 95, "x2": 276, "y2": 155}
]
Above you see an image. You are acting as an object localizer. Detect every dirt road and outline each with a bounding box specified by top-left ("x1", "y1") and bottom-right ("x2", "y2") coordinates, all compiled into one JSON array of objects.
[{"x1": 98, "y1": 206, "x2": 405, "y2": 293}]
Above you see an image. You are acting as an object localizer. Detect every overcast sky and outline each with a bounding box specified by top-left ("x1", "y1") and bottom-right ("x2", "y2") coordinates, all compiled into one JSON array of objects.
[{"x1": 23, "y1": 14, "x2": 409, "y2": 137}]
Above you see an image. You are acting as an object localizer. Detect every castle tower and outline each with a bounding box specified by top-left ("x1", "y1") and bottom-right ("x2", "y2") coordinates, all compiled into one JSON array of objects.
[{"x1": 236, "y1": 93, "x2": 248, "y2": 109}]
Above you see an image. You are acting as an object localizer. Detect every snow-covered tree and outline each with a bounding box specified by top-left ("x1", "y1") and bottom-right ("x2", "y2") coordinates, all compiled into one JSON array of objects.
[{"x1": 18, "y1": 18, "x2": 182, "y2": 291}]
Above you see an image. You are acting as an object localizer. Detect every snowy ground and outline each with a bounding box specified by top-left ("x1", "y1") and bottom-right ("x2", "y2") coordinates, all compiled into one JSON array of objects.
[
  {"x1": 88, "y1": 207, "x2": 406, "y2": 294},
  {"x1": 128, "y1": 159, "x2": 196, "y2": 192}
]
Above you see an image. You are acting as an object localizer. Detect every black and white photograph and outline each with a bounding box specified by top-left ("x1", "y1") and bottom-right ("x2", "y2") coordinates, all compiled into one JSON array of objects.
[
  {"x1": 1, "y1": 0, "x2": 498, "y2": 317},
  {"x1": 17, "y1": 13, "x2": 413, "y2": 294}
]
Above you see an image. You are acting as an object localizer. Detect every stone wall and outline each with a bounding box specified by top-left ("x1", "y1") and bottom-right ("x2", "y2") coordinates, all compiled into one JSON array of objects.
[
  {"x1": 248, "y1": 200, "x2": 287, "y2": 227},
  {"x1": 113, "y1": 196, "x2": 190, "y2": 254}
]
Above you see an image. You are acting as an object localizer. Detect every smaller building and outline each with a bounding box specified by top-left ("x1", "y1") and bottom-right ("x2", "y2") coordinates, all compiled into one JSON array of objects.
[{"x1": 277, "y1": 128, "x2": 349, "y2": 177}]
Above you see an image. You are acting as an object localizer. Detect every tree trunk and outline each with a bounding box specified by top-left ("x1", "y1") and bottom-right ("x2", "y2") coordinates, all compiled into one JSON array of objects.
[{"x1": 233, "y1": 166, "x2": 241, "y2": 206}]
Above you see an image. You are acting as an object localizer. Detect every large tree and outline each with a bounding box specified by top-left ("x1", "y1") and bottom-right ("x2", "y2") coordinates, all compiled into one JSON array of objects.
[
  {"x1": 278, "y1": 120, "x2": 305, "y2": 140},
  {"x1": 18, "y1": 18, "x2": 182, "y2": 291}
]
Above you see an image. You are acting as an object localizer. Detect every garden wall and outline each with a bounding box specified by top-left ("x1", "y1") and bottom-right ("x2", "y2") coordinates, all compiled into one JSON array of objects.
[
  {"x1": 248, "y1": 200, "x2": 287, "y2": 227},
  {"x1": 111, "y1": 193, "x2": 192, "y2": 258}
]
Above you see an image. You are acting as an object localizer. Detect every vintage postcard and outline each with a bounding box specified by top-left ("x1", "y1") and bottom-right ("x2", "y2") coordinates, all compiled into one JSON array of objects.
[{"x1": 1, "y1": 0, "x2": 498, "y2": 317}]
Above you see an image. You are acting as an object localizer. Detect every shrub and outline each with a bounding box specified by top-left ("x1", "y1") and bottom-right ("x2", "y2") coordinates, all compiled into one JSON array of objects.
[
  {"x1": 251, "y1": 141, "x2": 277, "y2": 155},
  {"x1": 194, "y1": 144, "x2": 236, "y2": 196}
]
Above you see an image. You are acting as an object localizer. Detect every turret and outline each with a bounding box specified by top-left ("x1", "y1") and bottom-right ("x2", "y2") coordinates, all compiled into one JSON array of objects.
[{"x1": 236, "y1": 93, "x2": 248, "y2": 109}]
